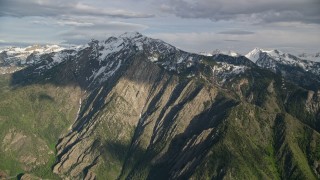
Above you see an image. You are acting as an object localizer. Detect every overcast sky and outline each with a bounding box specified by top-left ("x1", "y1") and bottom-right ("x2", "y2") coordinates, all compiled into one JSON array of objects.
[{"x1": 0, "y1": 0, "x2": 319, "y2": 54}]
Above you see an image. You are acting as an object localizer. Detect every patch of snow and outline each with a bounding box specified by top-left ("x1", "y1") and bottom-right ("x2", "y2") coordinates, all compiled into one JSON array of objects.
[
  {"x1": 207, "y1": 49, "x2": 241, "y2": 57},
  {"x1": 212, "y1": 62, "x2": 248, "y2": 83},
  {"x1": 177, "y1": 57, "x2": 185, "y2": 64},
  {"x1": 229, "y1": 51, "x2": 239, "y2": 57},
  {"x1": 135, "y1": 42, "x2": 144, "y2": 51},
  {"x1": 148, "y1": 56, "x2": 158, "y2": 62},
  {"x1": 99, "y1": 39, "x2": 124, "y2": 61},
  {"x1": 93, "y1": 66, "x2": 107, "y2": 80},
  {"x1": 168, "y1": 65, "x2": 176, "y2": 71},
  {"x1": 282, "y1": 53, "x2": 295, "y2": 63},
  {"x1": 69, "y1": 97, "x2": 82, "y2": 131},
  {"x1": 199, "y1": 52, "x2": 213, "y2": 56},
  {"x1": 119, "y1": 32, "x2": 142, "y2": 39},
  {"x1": 186, "y1": 61, "x2": 194, "y2": 68},
  {"x1": 99, "y1": 60, "x2": 122, "y2": 82},
  {"x1": 52, "y1": 52, "x2": 64, "y2": 64}
]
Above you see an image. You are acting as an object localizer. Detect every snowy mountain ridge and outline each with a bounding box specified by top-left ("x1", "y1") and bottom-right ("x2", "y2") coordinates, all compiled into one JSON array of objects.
[
  {"x1": 81, "y1": 32, "x2": 254, "y2": 87},
  {"x1": 0, "y1": 44, "x2": 65, "y2": 65},
  {"x1": 2, "y1": 33, "x2": 319, "y2": 90},
  {"x1": 245, "y1": 48, "x2": 299, "y2": 63},
  {"x1": 8, "y1": 32, "x2": 257, "y2": 91},
  {"x1": 245, "y1": 48, "x2": 320, "y2": 75},
  {"x1": 298, "y1": 52, "x2": 320, "y2": 62}
]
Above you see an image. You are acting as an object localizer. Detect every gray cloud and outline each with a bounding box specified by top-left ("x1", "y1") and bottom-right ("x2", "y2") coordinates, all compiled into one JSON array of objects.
[
  {"x1": 0, "y1": 0, "x2": 154, "y2": 18},
  {"x1": 32, "y1": 18, "x2": 95, "y2": 27},
  {"x1": 0, "y1": 41, "x2": 34, "y2": 47},
  {"x1": 2, "y1": 0, "x2": 319, "y2": 24},
  {"x1": 1, "y1": 0, "x2": 319, "y2": 55},
  {"x1": 59, "y1": 21, "x2": 149, "y2": 44},
  {"x1": 224, "y1": 40, "x2": 241, "y2": 42},
  {"x1": 218, "y1": 30, "x2": 255, "y2": 35},
  {"x1": 160, "y1": 0, "x2": 320, "y2": 24}
]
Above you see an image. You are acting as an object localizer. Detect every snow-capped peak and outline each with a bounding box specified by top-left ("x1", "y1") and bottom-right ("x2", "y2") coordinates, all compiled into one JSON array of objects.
[
  {"x1": 119, "y1": 31, "x2": 143, "y2": 39},
  {"x1": 200, "y1": 49, "x2": 241, "y2": 57},
  {"x1": 245, "y1": 48, "x2": 293, "y2": 63},
  {"x1": 93, "y1": 32, "x2": 153, "y2": 62},
  {"x1": 245, "y1": 48, "x2": 263, "y2": 63},
  {"x1": 245, "y1": 47, "x2": 320, "y2": 77}
]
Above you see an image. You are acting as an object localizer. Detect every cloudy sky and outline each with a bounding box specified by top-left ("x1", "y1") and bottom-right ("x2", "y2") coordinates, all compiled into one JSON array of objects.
[{"x1": 0, "y1": 0, "x2": 319, "y2": 54}]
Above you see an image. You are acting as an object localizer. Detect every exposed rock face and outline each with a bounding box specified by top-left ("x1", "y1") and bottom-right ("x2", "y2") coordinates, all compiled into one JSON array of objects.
[{"x1": 53, "y1": 56, "x2": 223, "y2": 179}]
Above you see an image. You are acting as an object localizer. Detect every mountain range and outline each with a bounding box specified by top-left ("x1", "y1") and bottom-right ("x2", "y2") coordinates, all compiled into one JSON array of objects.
[{"x1": 0, "y1": 32, "x2": 319, "y2": 179}]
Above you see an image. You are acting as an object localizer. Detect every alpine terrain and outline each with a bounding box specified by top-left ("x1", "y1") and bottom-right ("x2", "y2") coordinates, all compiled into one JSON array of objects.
[{"x1": 0, "y1": 32, "x2": 319, "y2": 179}]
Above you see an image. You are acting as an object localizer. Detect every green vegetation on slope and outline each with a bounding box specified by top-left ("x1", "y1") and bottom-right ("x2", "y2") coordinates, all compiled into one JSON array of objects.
[{"x1": 0, "y1": 74, "x2": 81, "y2": 178}]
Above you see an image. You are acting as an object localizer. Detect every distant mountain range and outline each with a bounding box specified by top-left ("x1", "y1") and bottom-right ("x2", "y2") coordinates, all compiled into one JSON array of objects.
[
  {"x1": 298, "y1": 52, "x2": 320, "y2": 62},
  {"x1": 0, "y1": 32, "x2": 319, "y2": 179}
]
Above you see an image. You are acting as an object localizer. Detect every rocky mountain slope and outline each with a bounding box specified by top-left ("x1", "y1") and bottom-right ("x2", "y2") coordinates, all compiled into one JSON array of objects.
[{"x1": 0, "y1": 32, "x2": 319, "y2": 179}]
